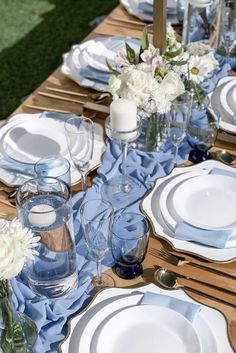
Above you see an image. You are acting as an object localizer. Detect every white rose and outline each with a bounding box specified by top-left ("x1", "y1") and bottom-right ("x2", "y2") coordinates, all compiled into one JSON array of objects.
[
  {"x1": 118, "y1": 67, "x2": 153, "y2": 106},
  {"x1": 160, "y1": 71, "x2": 185, "y2": 100},
  {"x1": 108, "y1": 75, "x2": 122, "y2": 97},
  {"x1": 0, "y1": 234, "x2": 24, "y2": 279}
]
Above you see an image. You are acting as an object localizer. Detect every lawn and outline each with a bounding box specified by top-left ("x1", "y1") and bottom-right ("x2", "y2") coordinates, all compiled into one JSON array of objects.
[{"x1": 0, "y1": 0, "x2": 118, "y2": 120}]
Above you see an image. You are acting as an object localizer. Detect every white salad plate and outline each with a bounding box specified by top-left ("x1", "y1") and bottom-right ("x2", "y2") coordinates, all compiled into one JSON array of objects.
[
  {"x1": 172, "y1": 174, "x2": 236, "y2": 230},
  {"x1": 141, "y1": 160, "x2": 236, "y2": 261},
  {"x1": 120, "y1": 0, "x2": 178, "y2": 23},
  {"x1": 93, "y1": 305, "x2": 200, "y2": 353},
  {"x1": 58, "y1": 283, "x2": 233, "y2": 353},
  {"x1": 219, "y1": 79, "x2": 236, "y2": 122},
  {"x1": 159, "y1": 169, "x2": 209, "y2": 231},
  {"x1": 209, "y1": 76, "x2": 236, "y2": 134},
  {"x1": 61, "y1": 36, "x2": 140, "y2": 92},
  {"x1": 0, "y1": 113, "x2": 105, "y2": 186}
]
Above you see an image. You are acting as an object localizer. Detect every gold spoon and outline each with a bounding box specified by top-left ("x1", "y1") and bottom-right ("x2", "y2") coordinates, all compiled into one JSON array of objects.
[
  {"x1": 154, "y1": 267, "x2": 236, "y2": 307},
  {"x1": 217, "y1": 150, "x2": 236, "y2": 165}
]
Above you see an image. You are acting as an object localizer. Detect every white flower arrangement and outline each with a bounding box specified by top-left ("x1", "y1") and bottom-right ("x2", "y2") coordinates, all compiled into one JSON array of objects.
[
  {"x1": 0, "y1": 218, "x2": 39, "y2": 280},
  {"x1": 108, "y1": 25, "x2": 220, "y2": 114}
]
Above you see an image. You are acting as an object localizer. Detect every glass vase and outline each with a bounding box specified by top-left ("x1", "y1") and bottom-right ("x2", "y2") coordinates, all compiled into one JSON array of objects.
[
  {"x1": 134, "y1": 108, "x2": 168, "y2": 152},
  {"x1": 0, "y1": 280, "x2": 38, "y2": 353}
]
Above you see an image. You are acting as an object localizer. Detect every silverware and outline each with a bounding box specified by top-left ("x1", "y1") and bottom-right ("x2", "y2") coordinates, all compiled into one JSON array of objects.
[
  {"x1": 45, "y1": 86, "x2": 110, "y2": 103},
  {"x1": 217, "y1": 149, "x2": 236, "y2": 165},
  {"x1": 154, "y1": 267, "x2": 236, "y2": 307},
  {"x1": 149, "y1": 247, "x2": 236, "y2": 279},
  {"x1": 26, "y1": 104, "x2": 72, "y2": 114},
  {"x1": 37, "y1": 92, "x2": 110, "y2": 114},
  {"x1": 109, "y1": 16, "x2": 146, "y2": 27}
]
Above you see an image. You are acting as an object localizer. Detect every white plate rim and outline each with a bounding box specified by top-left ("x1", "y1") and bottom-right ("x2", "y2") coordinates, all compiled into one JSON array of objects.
[
  {"x1": 0, "y1": 113, "x2": 105, "y2": 186},
  {"x1": 208, "y1": 76, "x2": 236, "y2": 134},
  {"x1": 1, "y1": 117, "x2": 70, "y2": 165},
  {"x1": 94, "y1": 305, "x2": 201, "y2": 353},
  {"x1": 172, "y1": 174, "x2": 236, "y2": 230},
  {"x1": 219, "y1": 79, "x2": 236, "y2": 119},
  {"x1": 58, "y1": 283, "x2": 233, "y2": 353},
  {"x1": 141, "y1": 160, "x2": 236, "y2": 262}
]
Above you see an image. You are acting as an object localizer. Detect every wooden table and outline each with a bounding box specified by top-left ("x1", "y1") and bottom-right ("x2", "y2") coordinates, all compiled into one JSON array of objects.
[{"x1": 4, "y1": 4, "x2": 236, "y2": 351}]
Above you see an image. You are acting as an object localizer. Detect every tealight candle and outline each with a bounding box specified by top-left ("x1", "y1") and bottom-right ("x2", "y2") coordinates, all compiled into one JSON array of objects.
[
  {"x1": 110, "y1": 98, "x2": 137, "y2": 132},
  {"x1": 28, "y1": 204, "x2": 57, "y2": 227}
]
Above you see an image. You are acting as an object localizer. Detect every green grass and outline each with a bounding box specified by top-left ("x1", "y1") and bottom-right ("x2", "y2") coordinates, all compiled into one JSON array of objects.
[{"x1": 0, "y1": 0, "x2": 118, "y2": 119}]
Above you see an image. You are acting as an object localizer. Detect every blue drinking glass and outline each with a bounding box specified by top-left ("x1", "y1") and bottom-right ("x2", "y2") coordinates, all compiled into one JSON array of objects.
[{"x1": 112, "y1": 212, "x2": 149, "y2": 279}]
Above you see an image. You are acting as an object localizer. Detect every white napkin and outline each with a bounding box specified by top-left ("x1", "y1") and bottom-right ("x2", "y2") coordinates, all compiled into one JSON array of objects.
[{"x1": 140, "y1": 292, "x2": 201, "y2": 322}]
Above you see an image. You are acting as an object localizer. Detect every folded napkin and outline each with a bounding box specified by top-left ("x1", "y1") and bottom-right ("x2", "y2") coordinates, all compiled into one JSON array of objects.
[
  {"x1": 139, "y1": 292, "x2": 201, "y2": 323},
  {"x1": 80, "y1": 65, "x2": 110, "y2": 84},
  {"x1": 81, "y1": 42, "x2": 115, "y2": 72},
  {"x1": 174, "y1": 167, "x2": 236, "y2": 248}
]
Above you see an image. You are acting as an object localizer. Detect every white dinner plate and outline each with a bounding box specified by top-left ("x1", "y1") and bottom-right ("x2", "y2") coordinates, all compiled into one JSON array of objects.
[
  {"x1": 1, "y1": 118, "x2": 69, "y2": 164},
  {"x1": 141, "y1": 160, "x2": 236, "y2": 261},
  {"x1": 0, "y1": 113, "x2": 105, "y2": 186},
  {"x1": 61, "y1": 36, "x2": 140, "y2": 92},
  {"x1": 93, "y1": 305, "x2": 200, "y2": 353},
  {"x1": 219, "y1": 79, "x2": 236, "y2": 122},
  {"x1": 173, "y1": 174, "x2": 236, "y2": 230},
  {"x1": 59, "y1": 283, "x2": 233, "y2": 353},
  {"x1": 120, "y1": 0, "x2": 178, "y2": 23},
  {"x1": 159, "y1": 169, "x2": 209, "y2": 231},
  {"x1": 208, "y1": 76, "x2": 236, "y2": 134}
]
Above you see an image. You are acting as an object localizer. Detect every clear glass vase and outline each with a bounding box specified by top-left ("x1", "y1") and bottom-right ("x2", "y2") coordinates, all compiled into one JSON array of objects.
[
  {"x1": 134, "y1": 108, "x2": 168, "y2": 152},
  {"x1": 0, "y1": 280, "x2": 38, "y2": 353}
]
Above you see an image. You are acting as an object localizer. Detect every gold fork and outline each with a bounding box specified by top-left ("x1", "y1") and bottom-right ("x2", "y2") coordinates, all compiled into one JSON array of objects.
[{"x1": 149, "y1": 247, "x2": 236, "y2": 279}]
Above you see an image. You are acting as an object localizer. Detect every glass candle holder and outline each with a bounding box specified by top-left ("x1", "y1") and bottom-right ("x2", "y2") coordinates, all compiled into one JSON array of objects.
[
  {"x1": 16, "y1": 177, "x2": 78, "y2": 299},
  {"x1": 101, "y1": 115, "x2": 142, "y2": 209}
]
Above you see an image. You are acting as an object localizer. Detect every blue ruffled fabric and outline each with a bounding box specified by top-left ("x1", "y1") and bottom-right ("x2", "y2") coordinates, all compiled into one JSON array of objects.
[{"x1": 9, "y1": 53, "x2": 232, "y2": 353}]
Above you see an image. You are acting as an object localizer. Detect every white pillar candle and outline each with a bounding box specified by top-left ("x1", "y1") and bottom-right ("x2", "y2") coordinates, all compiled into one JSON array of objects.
[
  {"x1": 28, "y1": 204, "x2": 56, "y2": 227},
  {"x1": 110, "y1": 98, "x2": 137, "y2": 131}
]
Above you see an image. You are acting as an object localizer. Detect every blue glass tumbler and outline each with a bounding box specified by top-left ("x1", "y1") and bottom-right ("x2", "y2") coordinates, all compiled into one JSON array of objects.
[{"x1": 112, "y1": 212, "x2": 149, "y2": 279}]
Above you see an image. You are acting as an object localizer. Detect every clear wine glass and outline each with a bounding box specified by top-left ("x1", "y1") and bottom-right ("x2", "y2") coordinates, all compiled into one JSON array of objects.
[
  {"x1": 168, "y1": 92, "x2": 193, "y2": 166},
  {"x1": 80, "y1": 199, "x2": 115, "y2": 291},
  {"x1": 218, "y1": 0, "x2": 236, "y2": 57},
  {"x1": 64, "y1": 116, "x2": 94, "y2": 191}
]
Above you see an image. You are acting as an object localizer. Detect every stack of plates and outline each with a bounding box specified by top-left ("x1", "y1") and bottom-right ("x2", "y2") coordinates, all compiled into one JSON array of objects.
[
  {"x1": 61, "y1": 36, "x2": 140, "y2": 92},
  {"x1": 0, "y1": 113, "x2": 105, "y2": 186},
  {"x1": 209, "y1": 76, "x2": 236, "y2": 134},
  {"x1": 59, "y1": 283, "x2": 233, "y2": 353},
  {"x1": 120, "y1": 0, "x2": 179, "y2": 23},
  {"x1": 142, "y1": 160, "x2": 236, "y2": 262}
]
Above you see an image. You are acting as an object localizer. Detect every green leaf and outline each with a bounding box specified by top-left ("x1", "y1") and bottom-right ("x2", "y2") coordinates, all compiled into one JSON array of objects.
[
  {"x1": 125, "y1": 43, "x2": 136, "y2": 64},
  {"x1": 106, "y1": 59, "x2": 120, "y2": 76},
  {"x1": 165, "y1": 46, "x2": 182, "y2": 59},
  {"x1": 141, "y1": 26, "x2": 149, "y2": 51},
  {"x1": 171, "y1": 59, "x2": 188, "y2": 66}
]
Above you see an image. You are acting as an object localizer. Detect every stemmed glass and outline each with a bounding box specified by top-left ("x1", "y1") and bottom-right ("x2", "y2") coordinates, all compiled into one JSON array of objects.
[
  {"x1": 168, "y1": 92, "x2": 192, "y2": 166},
  {"x1": 80, "y1": 199, "x2": 115, "y2": 291},
  {"x1": 219, "y1": 0, "x2": 236, "y2": 57},
  {"x1": 64, "y1": 116, "x2": 94, "y2": 191},
  {"x1": 187, "y1": 98, "x2": 219, "y2": 163}
]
